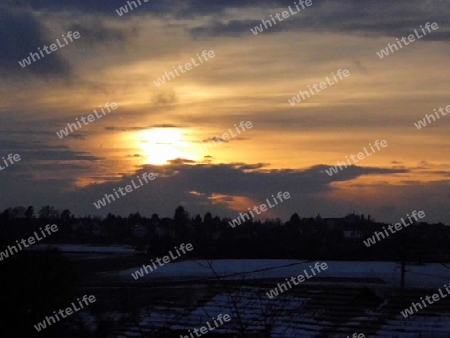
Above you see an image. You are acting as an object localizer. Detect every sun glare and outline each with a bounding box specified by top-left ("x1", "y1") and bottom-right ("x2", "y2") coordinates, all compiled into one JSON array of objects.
[{"x1": 138, "y1": 128, "x2": 197, "y2": 165}]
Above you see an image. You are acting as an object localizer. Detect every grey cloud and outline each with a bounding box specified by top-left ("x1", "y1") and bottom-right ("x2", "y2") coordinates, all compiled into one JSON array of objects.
[
  {"x1": 1, "y1": 160, "x2": 447, "y2": 225},
  {"x1": 67, "y1": 19, "x2": 138, "y2": 45},
  {"x1": 191, "y1": 19, "x2": 285, "y2": 39},
  {"x1": 105, "y1": 124, "x2": 184, "y2": 131},
  {"x1": 188, "y1": 0, "x2": 449, "y2": 41},
  {"x1": 167, "y1": 158, "x2": 197, "y2": 164},
  {"x1": 0, "y1": 139, "x2": 102, "y2": 162},
  {"x1": 6, "y1": 0, "x2": 449, "y2": 55},
  {"x1": 152, "y1": 90, "x2": 178, "y2": 106},
  {"x1": 202, "y1": 137, "x2": 228, "y2": 143},
  {"x1": 0, "y1": 6, "x2": 71, "y2": 78}
]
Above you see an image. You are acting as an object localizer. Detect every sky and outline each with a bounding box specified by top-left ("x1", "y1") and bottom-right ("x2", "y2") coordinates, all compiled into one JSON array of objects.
[{"x1": 0, "y1": 0, "x2": 449, "y2": 224}]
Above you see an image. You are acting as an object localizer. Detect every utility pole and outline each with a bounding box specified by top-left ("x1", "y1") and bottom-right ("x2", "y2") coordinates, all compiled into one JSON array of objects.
[
  {"x1": 400, "y1": 259, "x2": 406, "y2": 291},
  {"x1": 398, "y1": 231, "x2": 407, "y2": 305}
]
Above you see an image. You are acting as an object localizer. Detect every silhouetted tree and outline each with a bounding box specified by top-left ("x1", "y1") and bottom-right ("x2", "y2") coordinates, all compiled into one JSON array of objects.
[
  {"x1": 61, "y1": 209, "x2": 71, "y2": 223},
  {"x1": 289, "y1": 213, "x2": 301, "y2": 225},
  {"x1": 38, "y1": 205, "x2": 55, "y2": 219},
  {"x1": 174, "y1": 206, "x2": 188, "y2": 225},
  {"x1": 25, "y1": 206, "x2": 35, "y2": 220}
]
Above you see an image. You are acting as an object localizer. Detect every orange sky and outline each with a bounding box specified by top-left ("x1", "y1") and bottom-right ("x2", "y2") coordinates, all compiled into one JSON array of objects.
[{"x1": 0, "y1": 1, "x2": 448, "y2": 223}]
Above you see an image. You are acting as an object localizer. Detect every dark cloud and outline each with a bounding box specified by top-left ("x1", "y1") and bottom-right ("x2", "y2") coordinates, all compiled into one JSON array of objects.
[
  {"x1": 4, "y1": 0, "x2": 448, "y2": 61},
  {"x1": 152, "y1": 90, "x2": 178, "y2": 106},
  {"x1": 2, "y1": 161, "x2": 445, "y2": 225},
  {"x1": 152, "y1": 123, "x2": 184, "y2": 128},
  {"x1": 0, "y1": 6, "x2": 71, "y2": 78},
  {"x1": 0, "y1": 130, "x2": 84, "y2": 139},
  {"x1": 67, "y1": 19, "x2": 137, "y2": 45},
  {"x1": 65, "y1": 133, "x2": 86, "y2": 140},
  {"x1": 167, "y1": 158, "x2": 197, "y2": 164},
  {"x1": 191, "y1": 20, "x2": 285, "y2": 39},
  {"x1": 22, "y1": 0, "x2": 273, "y2": 15},
  {"x1": 105, "y1": 126, "x2": 148, "y2": 132},
  {"x1": 23, "y1": 0, "x2": 173, "y2": 15},
  {"x1": 202, "y1": 137, "x2": 228, "y2": 143},
  {"x1": 105, "y1": 124, "x2": 184, "y2": 131},
  {"x1": 0, "y1": 139, "x2": 102, "y2": 162},
  {"x1": 232, "y1": 163, "x2": 268, "y2": 170},
  {"x1": 352, "y1": 59, "x2": 369, "y2": 75},
  {"x1": 188, "y1": 0, "x2": 449, "y2": 40}
]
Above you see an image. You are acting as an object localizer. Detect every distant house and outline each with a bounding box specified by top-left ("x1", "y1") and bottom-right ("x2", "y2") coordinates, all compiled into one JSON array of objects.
[
  {"x1": 324, "y1": 218, "x2": 342, "y2": 230},
  {"x1": 92, "y1": 223, "x2": 106, "y2": 237},
  {"x1": 343, "y1": 213, "x2": 357, "y2": 223},
  {"x1": 155, "y1": 226, "x2": 168, "y2": 237},
  {"x1": 71, "y1": 220, "x2": 91, "y2": 231},
  {"x1": 49, "y1": 209, "x2": 59, "y2": 219},
  {"x1": 156, "y1": 227, "x2": 176, "y2": 239},
  {"x1": 132, "y1": 224, "x2": 148, "y2": 238},
  {"x1": 343, "y1": 230, "x2": 363, "y2": 239},
  {"x1": 324, "y1": 213, "x2": 371, "y2": 231}
]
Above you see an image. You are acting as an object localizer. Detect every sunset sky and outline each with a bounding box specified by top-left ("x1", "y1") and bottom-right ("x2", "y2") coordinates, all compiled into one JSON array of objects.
[{"x1": 0, "y1": 0, "x2": 449, "y2": 223}]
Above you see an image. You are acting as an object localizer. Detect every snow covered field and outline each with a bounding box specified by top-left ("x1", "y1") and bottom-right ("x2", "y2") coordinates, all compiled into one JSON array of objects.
[
  {"x1": 70, "y1": 255, "x2": 450, "y2": 336},
  {"x1": 107, "y1": 259, "x2": 450, "y2": 290},
  {"x1": 29, "y1": 244, "x2": 136, "y2": 254}
]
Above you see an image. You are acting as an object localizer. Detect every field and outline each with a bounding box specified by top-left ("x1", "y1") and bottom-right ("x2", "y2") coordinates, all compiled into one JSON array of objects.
[{"x1": 41, "y1": 245, "x2": 450, "y2": 337}]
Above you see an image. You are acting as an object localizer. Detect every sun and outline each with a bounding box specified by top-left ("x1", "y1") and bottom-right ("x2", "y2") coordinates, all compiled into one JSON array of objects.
[{"x1": 138, "y1": 128, "x2": 196, "y2": 165}]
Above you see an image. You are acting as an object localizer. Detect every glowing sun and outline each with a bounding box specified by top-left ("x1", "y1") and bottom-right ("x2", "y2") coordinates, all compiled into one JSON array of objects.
[{"x1": 138, "y1": 128, "x2": 196, "y2": 165}]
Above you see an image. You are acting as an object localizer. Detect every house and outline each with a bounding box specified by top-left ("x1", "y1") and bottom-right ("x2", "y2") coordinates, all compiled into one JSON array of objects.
[
  {"x1": 132, "y1": 224, "x2": 148, "y2": 238},
  {"x1": 343, "y1": 230, "x2": 363, "y2": 239},
  {"x1": 92, "y1": 223, "x2": 106, "y2": 237},
  {"x1": 71, "y1": 220, "x2": 91, "y2": 231},
  {"x1": 324, "y1": 218, "x2": 342, "y2": 230}
]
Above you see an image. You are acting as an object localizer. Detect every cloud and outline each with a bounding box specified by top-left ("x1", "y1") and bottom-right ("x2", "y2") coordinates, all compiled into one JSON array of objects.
[
  {"x1": 0, "y1": 6, "x2": 71, "y2": 78},
  {"x1": 67, "y1": 19, "x2": 138, "y2": 45},
  {"x1": 232, "y1": 163, "x2": 268, "y2": 171},
  {"x1": 352, "y1": 59, "x2": 369, "y2": 75},
  {"x1": 202, "y1": 137, "x2": 228, "y2": 143},
  {"x1": 0, "y1": 130, "x2": 84, "y2": 139},
  {"x1": 0, "y1": 139, "x2": 102, "y2": 188},
  {"x1": 152, "y1": 123, "x2": 184, "y2": 128},
  {"x1": 24, "y1": 0, "x2": 174, "y2": 15},
  {"x1": 105, "y1": 126, "x2": 148, "y2": 132},
  {"x1": 191, "y1": 20, "x2": 283, "y2": 39},
  {"x1": 0, "y1": 156, "x2": 448, "y2": 224},
  {"x1": 21, "y1": 0, "x2": 448, "y2": 35},
  {"x1": 105, "y1": 123, "x2": 184, "y2": 131},
  {"x1": 167, "y1": 158, "x2": 196, "y2": 164},
  {"x1": 188, "y1": 0, "x2": 449, "y2": 40},
  {"x1": 0, "y1": 160, "x2": 413, "y2": 217},
  {"x1": 152, "y1": 90, "x2": 178, "y2": 106}
]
